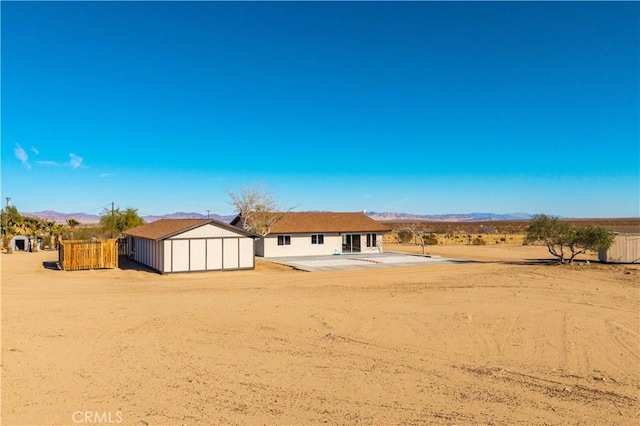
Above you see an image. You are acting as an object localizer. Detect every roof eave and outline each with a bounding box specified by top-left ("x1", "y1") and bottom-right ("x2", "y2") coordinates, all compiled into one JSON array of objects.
[
  {"x1": 124, "y1": 219, "x2": 258, "y2": 240},
  {"x1": 266, "y1": 229, "x2": 391, "y2": 235}
]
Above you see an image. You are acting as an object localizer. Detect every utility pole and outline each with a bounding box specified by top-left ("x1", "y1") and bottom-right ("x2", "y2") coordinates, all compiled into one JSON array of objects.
[
  {"x1": 206, "y1": 209, "x2": 211, "y2": 219},
  {"x1": 111, "y1": 202, "x2": 115, "y2": 238},
  {"x1": 3, "y1": 197, "x2": 10, "y2": 247}
]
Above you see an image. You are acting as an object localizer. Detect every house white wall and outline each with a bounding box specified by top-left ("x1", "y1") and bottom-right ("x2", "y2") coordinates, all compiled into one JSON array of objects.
[
  {"x1": 255, "y1": 238, "x2": 265, "y2": 257},
  {"x1": 260, "y1": 232, "x2": 385, "y2": 257},
  {"x1": 361, "y1": 233, "x2": 384, "y2": 254},
  {"x1": 262, "y1": 233, "x2": 342, "y2": 257}
]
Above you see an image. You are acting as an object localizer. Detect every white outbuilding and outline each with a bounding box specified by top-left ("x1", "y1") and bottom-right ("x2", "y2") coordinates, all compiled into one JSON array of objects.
[{"x1": 123, "y1": 219, "x2": 257, "y2": 273}]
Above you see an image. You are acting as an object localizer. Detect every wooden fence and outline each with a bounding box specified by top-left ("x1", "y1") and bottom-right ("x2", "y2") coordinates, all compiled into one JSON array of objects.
[{"x1": 59, "y1": 239, "x2": 118, "y2": 271}]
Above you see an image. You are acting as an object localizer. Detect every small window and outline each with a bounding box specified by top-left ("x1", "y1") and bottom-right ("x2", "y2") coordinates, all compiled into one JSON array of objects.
[
  {"x1": 366, "y1": 233, "x2": 377, "y2": 248},
  {"x1": 311, "y1": 234, "x2": 324, "y2": 245},
  {"x1": 277, "y1": 235, "x2": 291, "y2": 246}
]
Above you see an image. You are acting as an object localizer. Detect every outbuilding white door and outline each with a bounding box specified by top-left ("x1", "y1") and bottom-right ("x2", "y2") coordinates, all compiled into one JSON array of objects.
[{"x1": 167, "y1": 237, "x2": 253, "y2": 272}]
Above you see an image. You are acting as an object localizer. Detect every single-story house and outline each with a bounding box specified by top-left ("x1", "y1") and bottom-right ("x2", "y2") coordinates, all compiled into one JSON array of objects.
[
  {"x1": 598, "y1": 233, "x2": 640, "y2": 263},
  {"x1": 231, "y1": 211, "x2": 391, "y2": 258},
  {"x1": 123, "y1": 219, "x2": 257, "y2": 273}
]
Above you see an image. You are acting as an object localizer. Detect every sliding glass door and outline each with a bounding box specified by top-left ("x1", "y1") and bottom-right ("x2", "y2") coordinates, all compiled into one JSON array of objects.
[{"x1": 342, "y1": 234, "x2": 361, "y2": 253}]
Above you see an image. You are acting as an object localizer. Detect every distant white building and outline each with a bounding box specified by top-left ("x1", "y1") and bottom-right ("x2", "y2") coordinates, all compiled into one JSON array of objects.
[
  {"x1": 9, "y1": 235, "x2": 41, "y2": 252},
  {"x1": 123, "y1": 219, "x2": 257, "y2": 273},
  {"x1": 10, "y1": 235, "x2": 30, "y2": 251},
  {"x1": 231, "y1": 211, "x2": 391, "y2": 258}
]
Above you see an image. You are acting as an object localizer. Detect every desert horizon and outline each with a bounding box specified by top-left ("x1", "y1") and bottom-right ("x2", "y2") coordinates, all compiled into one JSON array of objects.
[{"x1": 18, "y1": 209, "x2": 640, "y2": 226}]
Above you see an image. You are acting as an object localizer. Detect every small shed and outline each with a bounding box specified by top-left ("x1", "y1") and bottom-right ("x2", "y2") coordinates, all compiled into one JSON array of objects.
[
  {"x1": 10, "y1": 235, "x2": 30, "y2": 251},
  {"x1": 123, "y1": 219, "x2": 256, "y2": 273},
  {"x1": 9, "y1": 235, "x2": 42, "y2": 252},
  {"x1": 598, "y1": 233, "x2": 640, "y2": 264}
]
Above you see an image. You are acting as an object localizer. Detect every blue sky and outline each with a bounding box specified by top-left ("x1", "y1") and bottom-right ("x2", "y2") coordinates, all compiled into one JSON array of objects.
[{"x1": 2, "y1": 1, "x2": 638, "y2": 218}]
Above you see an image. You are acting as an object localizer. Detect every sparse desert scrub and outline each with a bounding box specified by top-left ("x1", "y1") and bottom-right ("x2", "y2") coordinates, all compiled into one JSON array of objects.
[{"x1": 384, "y1": 232, "x2": 526, "y2": 246}]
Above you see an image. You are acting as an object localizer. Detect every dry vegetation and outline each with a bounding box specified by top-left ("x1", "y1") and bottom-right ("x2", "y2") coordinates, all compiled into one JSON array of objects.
[
  {"x1": 383, "y1": 218, "x2": 640, "y2": 247},
  {"x1": 2, "y1": 238, "x2": 639, "y2": 425}
]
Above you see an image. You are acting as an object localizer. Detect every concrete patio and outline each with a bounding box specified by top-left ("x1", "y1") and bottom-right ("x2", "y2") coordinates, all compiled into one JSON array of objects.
[{"x1": 263, "y1": 252, "x2": 472, "y2": 272}]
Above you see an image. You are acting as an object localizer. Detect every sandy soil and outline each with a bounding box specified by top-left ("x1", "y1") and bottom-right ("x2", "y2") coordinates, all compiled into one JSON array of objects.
[{"x1": 2, "y1": 246, "x2": 638, "y2": 425}]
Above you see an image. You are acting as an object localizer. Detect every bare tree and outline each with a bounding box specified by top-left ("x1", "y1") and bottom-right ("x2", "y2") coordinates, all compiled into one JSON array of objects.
[
  {"x1": 400, "y1": 222, "x2": 430, "y2": 255},
  {"x1": 227, "y1": 184, "x2": 295, "y2": 236}
]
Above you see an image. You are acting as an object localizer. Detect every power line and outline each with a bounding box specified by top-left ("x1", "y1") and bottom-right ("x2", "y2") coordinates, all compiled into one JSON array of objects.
[{"x1": 82, "y1": 204, "x2": 112, "y2": 214}]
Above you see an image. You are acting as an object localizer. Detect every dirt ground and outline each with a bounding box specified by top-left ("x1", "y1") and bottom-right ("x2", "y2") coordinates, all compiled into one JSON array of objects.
[{"x1": 2, "y1": 245, "x2": 638, "y2": 425}]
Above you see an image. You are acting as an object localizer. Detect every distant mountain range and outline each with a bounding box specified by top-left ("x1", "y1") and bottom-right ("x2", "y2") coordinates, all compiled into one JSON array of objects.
[
  {"x1": 140, "y1": 212, "x2": 236, "y2": 223},
  {"x1": 22, "y1": 210, "x2": 532, "y2": 224},
  {"x1": 22, "y1": 210, "x2": 235, "y2": 224},
  {"x1": 365, "y1": 211, "x2": 533, "y2": 222}
]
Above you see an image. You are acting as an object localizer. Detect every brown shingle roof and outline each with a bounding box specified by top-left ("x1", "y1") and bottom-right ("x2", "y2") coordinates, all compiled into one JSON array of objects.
[
  {"x1": 124, "y1": 219, "x2": 255, "y2": 240},
  {"x1": 264, "y1": 212, "x2": 390, "y2": 234}
]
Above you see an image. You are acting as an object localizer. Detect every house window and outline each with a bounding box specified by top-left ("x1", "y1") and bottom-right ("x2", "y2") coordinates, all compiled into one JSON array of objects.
[
  {"x1": 311, "y1": 234, "x2": 324, "y2": 245},
  {"x1": 366, "y1": 233, "x2": 377, "y2": 248},
  {"x1": 277, "y1": 235, "x2": 291, "y2": 246}
]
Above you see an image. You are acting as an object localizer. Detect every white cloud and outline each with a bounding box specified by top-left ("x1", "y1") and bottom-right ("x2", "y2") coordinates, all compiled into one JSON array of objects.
[
  {"x1": 14, "y1": 148, "x2": 86, "y2": 170},
  {"x1": 69, "y1": 153, "x2": 84, "y2": 169},
  {"x1": 14, "y1": 144, "x2": 31, "y2": 169},
  {"x1": 99, "y1": 173, "x2": 114, "y2": 178}
]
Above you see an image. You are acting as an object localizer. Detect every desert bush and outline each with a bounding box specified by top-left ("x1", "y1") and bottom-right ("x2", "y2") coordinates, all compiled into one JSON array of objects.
[
  {"x1": 422, "y1": 234, "x2": 438, "y2": 245},
  {"x1": 397, "y1": 229, "x2": 413, "y2": 244},
  {"x1": 472, "y1": 237, "x2": 486, "y2": 245}
]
